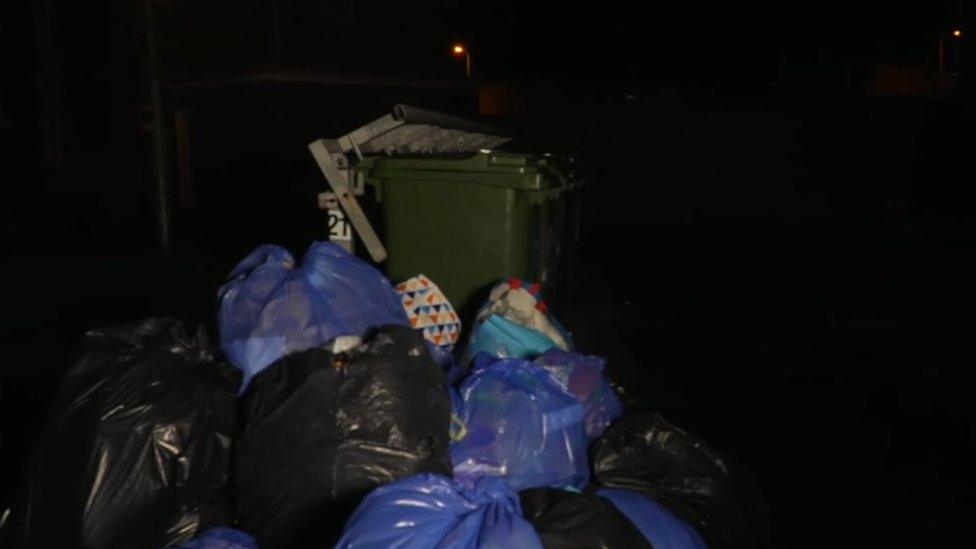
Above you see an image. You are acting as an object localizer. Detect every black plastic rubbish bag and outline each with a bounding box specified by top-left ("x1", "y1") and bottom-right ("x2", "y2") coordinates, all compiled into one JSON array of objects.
[
  {"x1": 2, "y1": 318, "x2": 239, "y2": 549},
  {"x1": 590, "y1": 413, "x2": 742, "y2": 547},
  {"x1": 519, "y1": 488, "x2": 651, "y2": 549},
  {"x1": 234, "y1": 325, "x2": 452, "y2": 548},
  {"x1": 171, "y1": 527, "x2": 258, "y2": 549}
]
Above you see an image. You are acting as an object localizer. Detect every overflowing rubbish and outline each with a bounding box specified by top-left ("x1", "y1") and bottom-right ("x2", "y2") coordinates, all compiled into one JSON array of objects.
[
  {"x1": 396, "y1": 274, "x2": 462, "y2": 351},
  {"x1": 11, "y1": 238, "x2": 744, "y2": 548},
  {"x1": 477, "y1": 278, "x2": 572, "y2": 351},
  {"x1": 591, "y1": 413, "x2": 742, "y2": 547},
  {"x1": 534, "y1": 349, "x2": 624, "y2": 441},
  {"x1": 218, "y1": 241, "x2": 408, "y2": 391},
  {"x1": 233, "y1": 325, "x2": 452, "y2": 547},
  {"x1": 466, "y1": 314, "x2": 558, "y2": 362},
  {"x1": 464, "y1": 279, "x2": 572, "y2": 363},
  {"x1": 336, "y1": 474, "x2": 543, "y2": 548},
  {"x1": 2, "y1": 318, "x2": 238, "y2": 549},
  {"x1": 396, "y1": 273, "x2": 462, "y2": 372},
  {"x1": 450, "y1": 356, "x2": 589, "y2": 492},
  {"x1": 519, "y1": 488, "x2": 651, "y2": 548},
  {"x1": 172, "y1": 527, "x2": 259, "y2": 549},
  {"x1": 597, "y1": 489, "x2": 708, "y2": 549}
]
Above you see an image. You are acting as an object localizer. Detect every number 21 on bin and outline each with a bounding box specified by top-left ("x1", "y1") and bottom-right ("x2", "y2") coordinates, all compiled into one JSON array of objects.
[{"x1": 327, "y1": 208, "x2": 352, "y2": 242}]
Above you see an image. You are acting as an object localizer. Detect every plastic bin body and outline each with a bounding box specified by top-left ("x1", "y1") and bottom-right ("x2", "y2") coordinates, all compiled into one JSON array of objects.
[{"x1": 361, "y1": 152, "x2": 578, "y2": 314}]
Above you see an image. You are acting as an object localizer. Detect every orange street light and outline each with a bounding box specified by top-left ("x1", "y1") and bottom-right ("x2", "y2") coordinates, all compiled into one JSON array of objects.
[
  {"x1": 452, "y1": 43, "x2": 471, "y2": 78},
  {"x1": 939, "y1": 28, "x2": 963, "y2": 82}
]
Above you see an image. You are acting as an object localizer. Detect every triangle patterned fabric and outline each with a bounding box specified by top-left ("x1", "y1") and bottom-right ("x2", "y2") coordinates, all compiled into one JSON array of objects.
[{"x1": 395, "y1": 274, "x2": 462, "y2": 350}]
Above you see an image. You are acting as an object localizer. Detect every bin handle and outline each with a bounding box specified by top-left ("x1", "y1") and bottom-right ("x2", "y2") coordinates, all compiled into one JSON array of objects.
[{"x1": 309, "y1": 139, "x2": 388, "y2": 263}]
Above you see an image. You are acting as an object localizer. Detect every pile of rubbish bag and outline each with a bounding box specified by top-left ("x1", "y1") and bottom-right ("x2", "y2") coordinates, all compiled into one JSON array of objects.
[
  {"x1": 0, "y1": 319, "x2": 241, "y2": 548},
  {"x1": 0, "y1": 241, "x2": 744, "y2": 548}
]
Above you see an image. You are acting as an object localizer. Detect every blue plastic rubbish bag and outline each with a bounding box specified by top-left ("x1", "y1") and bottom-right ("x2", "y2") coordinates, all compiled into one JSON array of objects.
[
  {"x1": 170, "y1": 527, "x2": 258, "y2": 549},
  {"x1": 336, "y1": 474, "x2": 543, "y2": 549},
  {"x1": 534, "y1": 349, "x2": 623, "y2": 441},
  {"x1": 217, "y1": 241, "x2": 407, "y2": 390},
  {"x1": 451, "y1": 357, "x2": 589, "y2": 491},
  {"x1": 598, "y1": 489, "x2": 709, "y2": 549}
]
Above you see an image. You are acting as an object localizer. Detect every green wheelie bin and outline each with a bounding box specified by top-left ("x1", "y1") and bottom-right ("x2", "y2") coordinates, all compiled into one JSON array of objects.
[{"x1": 358, "y1": 151, "x2": 580, "y2": 315}]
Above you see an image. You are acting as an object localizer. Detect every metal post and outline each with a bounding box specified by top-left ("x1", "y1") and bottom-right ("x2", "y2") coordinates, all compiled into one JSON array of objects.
[
  {"x1": 174, "y1": 108, "x2": 194, "y2": 210},
  {"x1": 270, "y1": 0, "x2": 281, "y2": 66},
  {"x1": 465, "y1": 52, "x2": 471, "y2": 78},
  {"x1": 34, "y1": 0, "x2": 64, "y2": 167},
  {"x1": 938, "y1": 36, "x2": 946, "y2": 82},
  {"x1": 145, "y1": 0, "x2": 172, "y2": 254}
]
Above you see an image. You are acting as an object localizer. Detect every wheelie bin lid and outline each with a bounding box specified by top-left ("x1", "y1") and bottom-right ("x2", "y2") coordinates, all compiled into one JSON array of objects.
[{"x1": 358, "y1": 151, "x2": 578, "y2": 192}]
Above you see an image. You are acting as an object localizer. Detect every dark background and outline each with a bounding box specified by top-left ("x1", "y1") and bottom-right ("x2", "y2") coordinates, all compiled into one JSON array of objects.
[{"x1": 2, "y1": 0, "x2": 974, "y2": 546}]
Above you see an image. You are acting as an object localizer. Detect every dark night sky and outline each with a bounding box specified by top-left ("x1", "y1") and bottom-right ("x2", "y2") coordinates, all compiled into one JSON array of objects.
[
  {"x1": 279, "y1": 0, "x2": 964, "y2": 80},
  {"x1": 1, "y1": 0, "x2": 969, "y2": 100}
]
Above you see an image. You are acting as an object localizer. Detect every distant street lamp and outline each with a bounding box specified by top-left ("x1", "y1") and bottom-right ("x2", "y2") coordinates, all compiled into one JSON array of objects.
[
  {"x1": 939, "y1": 28, "x2": 964, "y2": 82},
  {"x1": 452, "y1": 43, "x2": 471, "y2": 78}
]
